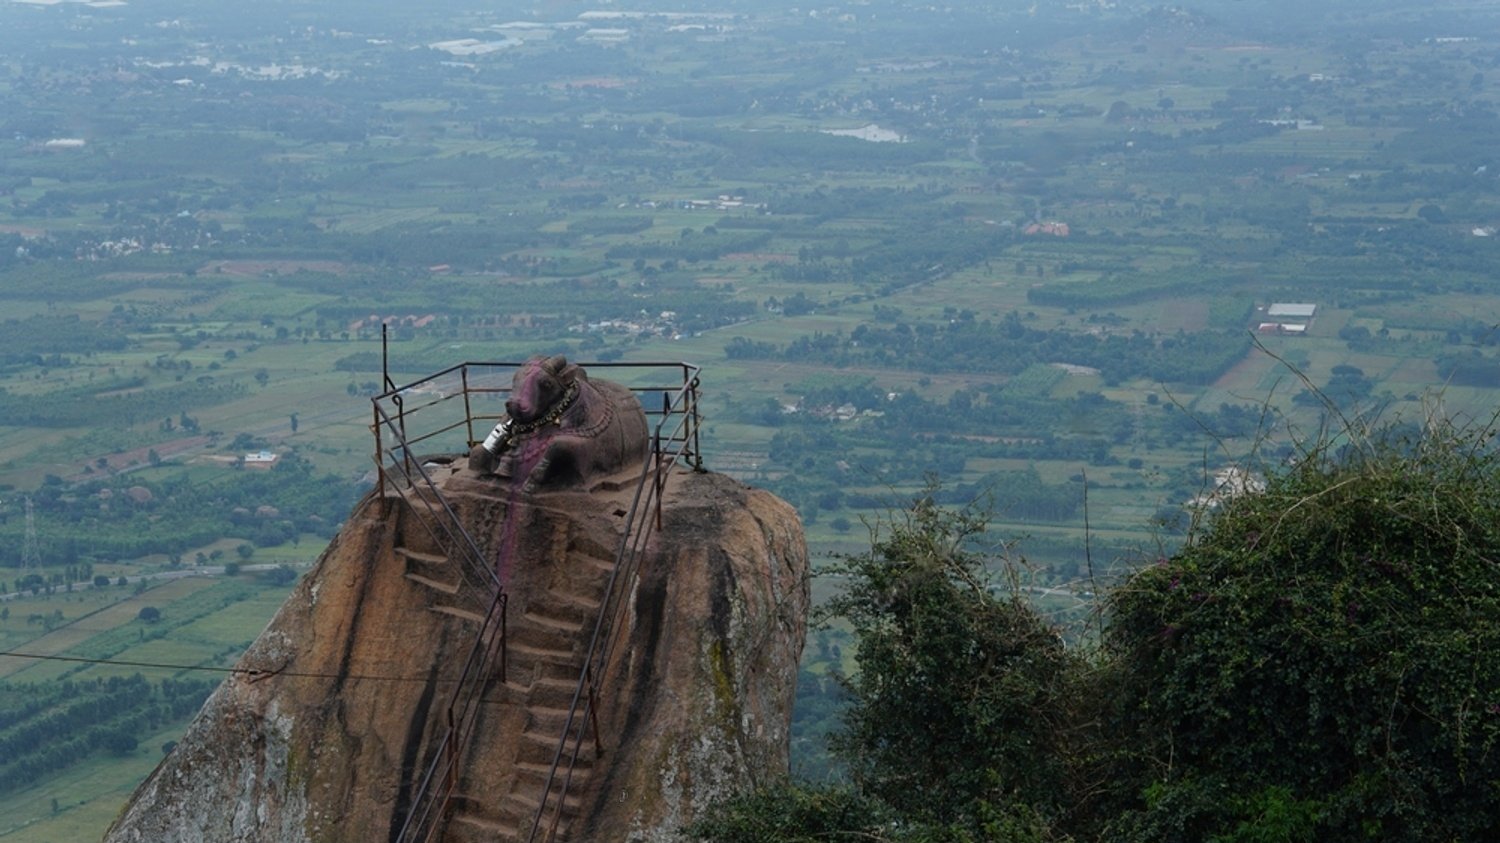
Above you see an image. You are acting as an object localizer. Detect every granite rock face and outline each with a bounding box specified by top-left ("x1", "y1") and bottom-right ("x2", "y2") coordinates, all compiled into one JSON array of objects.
[{"x1": 103, "y1": 466, "x2": 808, "y2": 843}]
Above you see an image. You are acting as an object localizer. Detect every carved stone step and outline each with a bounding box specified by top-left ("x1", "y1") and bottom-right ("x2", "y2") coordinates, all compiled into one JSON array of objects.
[
  {"x1": 513, "y1": 760, "x2": 593, "y2": 788},
  {"x1": 567, "y1": 550, "x2": 616, "y2": 575},
  {"x1": 529, "y1": 588, "x2": 601, "y2": 620},
  {"x1": 498, "y1": 786, "x2": 586, "y2": 822},
  {"x1": 523, "y1": 704, "x2": 577, "y2": 734},
  {"x1": 405, "y1": 571, "x2": 461, "y2": 596},
  {"x1": 474, "y1": 809, "x2": 572, "y2": 843},
  {"x1": 396, "y1": 545, "x2": 448, "y2": 566},
  {"x1": 506, "y1": 623, "x2": 578, "y2": 655},
  {"x1": 507, "y1": 652, "x2": 583, "y2": 688},
  {"x1": 444, "y1": 808, "x2": 519, "y2": 843},
  {"x1": 521, "y1": 611, "x2": 583, "y2": 635},
  {"x1": 396, "y1": 545, "x2": 452, "y2": 580},
  {"x1": 513, "y1": 725, "x2": 594, "y2": 767},
  {"x1": 520, "y1": 677, "x2": 580, "y2": 709},
  {"x1": 429, "y1": 604, "x2": 486, "y2": 625},
  {"x1": 506, "y1": 640, "x2": 576, "y2": 666},
  {"x1": 569, "y1": 533, "x2": 617, "y2": 563}
]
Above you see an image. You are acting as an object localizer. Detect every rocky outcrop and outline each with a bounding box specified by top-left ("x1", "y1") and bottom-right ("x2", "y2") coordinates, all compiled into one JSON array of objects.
[{"x1": 103, "y1": 464, "x2": 808, "y2": 843}]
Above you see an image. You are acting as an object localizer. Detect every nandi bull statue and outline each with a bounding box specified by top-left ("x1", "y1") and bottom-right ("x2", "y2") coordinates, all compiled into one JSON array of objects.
[{"x1": 468, "y1": 355, "x2": 651, "y2": 492}]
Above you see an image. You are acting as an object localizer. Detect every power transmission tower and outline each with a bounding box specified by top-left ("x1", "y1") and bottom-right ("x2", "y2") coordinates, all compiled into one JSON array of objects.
[{"x1": 22, "y1": 496, "x2": 40, "y2": 572}]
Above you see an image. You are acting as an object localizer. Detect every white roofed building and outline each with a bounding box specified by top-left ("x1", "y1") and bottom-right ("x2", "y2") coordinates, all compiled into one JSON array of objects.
[{"x1": 1268, "y1": 303, "x2": 1317, "y2": 319}]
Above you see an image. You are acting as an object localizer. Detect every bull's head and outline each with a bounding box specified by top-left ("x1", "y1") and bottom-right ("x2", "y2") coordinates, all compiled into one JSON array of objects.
[{"x1": 506, "y1": 354, "x2": 578, "y2": 423}]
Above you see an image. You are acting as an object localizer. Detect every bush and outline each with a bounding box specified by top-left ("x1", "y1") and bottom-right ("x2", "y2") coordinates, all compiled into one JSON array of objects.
[
  {"x1": 694, "y1": 423, "x2": 1500, "y2": 841},
  {"x1": 826, "y1": 496, "x2": 1080, "y2": 829},
  {"x1": 1104, "y1": 422, "x2": 1500, "y2": 841},
  {"x1": 690, "y1": 492, "x2": 1083, "y2": 842},
  {"x1": 685, "y1": 782, "x2": 890, "y2": 843}
]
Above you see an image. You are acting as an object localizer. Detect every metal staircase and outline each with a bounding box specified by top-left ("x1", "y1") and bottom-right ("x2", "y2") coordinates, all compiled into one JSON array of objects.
[{"x1": 370, "y1": 361, "x2": 703, "y2": 843}]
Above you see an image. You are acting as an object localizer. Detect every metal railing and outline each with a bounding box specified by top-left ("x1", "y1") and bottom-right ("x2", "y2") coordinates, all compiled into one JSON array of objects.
[
  {"x1": 374, "y1": 400, "x2": 508, "y2": 843},
  {"x1": 524, "y1": 368, "x2": 704, "y2": 843},
  {"x1": 372, "y1": 361, "x2": 703, "y2": 843}
]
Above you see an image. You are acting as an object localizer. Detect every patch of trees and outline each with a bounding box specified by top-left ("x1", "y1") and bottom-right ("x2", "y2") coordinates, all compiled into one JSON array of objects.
[
  {"x1": 787, "y1": 662, "x2": 849, "y2": 782},
  {"x1": 325, "y1": 150, "x2": 544, "y2": 193},
  {"x1": 0, "y1": 377, "x2": 245, "y2": 429},
  {"x1": 729, "y1": 314, "x2": 1251, "y2": 386},
  {"x1": 1436, "y1": 350, "x2": 1500, "y2": 386},
  {"x1": 331, "y1": 223, "x2": 550, "y2": 270},
  {"x1": 774, "y1": 219, "x2": 1012, "y2": 293},
  {"x1": 605, "y1": 230, "x2": 771, "y2": 263},
  {"x1": 1160, "y1": 401, "x2": 1268, "y2": 441},
  {"x1": 0, "y1": 675, "x2": 216, "y2": 795},
  {"x1": 0, "y1": 260, "x2": 228, "y2": 302},
  {"x1": 759, "y1": 423, "x2": 1094, "y2": 526},
  {"x1": 932, "y1": 467, "x2": 1082, "y2": 521},
  {"x1": 1026, "y1": 268, "x2": 1239, "y2": 309},
  {"x1": 500, "y1": 119, "x2": 658, "y2": 155},
  {"x1": 1293, "y1": 364, "x2": 1377, "y2": 410},
  {"x1": 764, "y1": 186, "x2": 945, "y2": 221},
  {"x1": 566, "y1": 216, "x2": 653, "y2": 236},
  {"x1": 0, "y1": 314, "x2": 129, "y2": 364},
  {"x1": 0, "y1": 454, "x2": 358, "y2": 567}
]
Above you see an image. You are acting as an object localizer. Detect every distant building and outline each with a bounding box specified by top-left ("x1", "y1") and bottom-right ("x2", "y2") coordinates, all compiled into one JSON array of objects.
[
  {"x1": 1023, "y1": 221, "x2": 1070, "y2": 237},
  {"x1": 1190, "y1": 466, "x2": 1266, "y2": 508},
  {"x1": 244, "y1": 451, "x2": 279, "y2": 468},
  {"x1": 1267, "y1": 303, "x2": 1317, "y2": 319},
  {"x1": 1258, "y1": 323, "x2": 1308, "y2": 336}
]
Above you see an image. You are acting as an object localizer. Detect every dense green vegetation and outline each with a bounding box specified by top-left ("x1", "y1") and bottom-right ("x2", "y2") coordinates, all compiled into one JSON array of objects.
[
  {"x1": 729, "y1": 316, "x2": 1252, "y2": 385},
  {"x1": 694, "y1": 422, "x2": 1500, "y2": 840},
  {"x1": 0, "y1": 676, "x2": 215, "y2": 796},
  {"x1": 0, "y1": 455, "x2": 359, "y2": 570}
]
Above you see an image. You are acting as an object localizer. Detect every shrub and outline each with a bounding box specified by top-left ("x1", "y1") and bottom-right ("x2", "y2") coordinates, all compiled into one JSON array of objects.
[{"x1": 1104, "y1": 422, "x2": 1500, "y2": 841}]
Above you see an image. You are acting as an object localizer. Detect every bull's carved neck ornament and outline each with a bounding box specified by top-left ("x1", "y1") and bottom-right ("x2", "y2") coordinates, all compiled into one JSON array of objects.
[{"x1": 480, "y1": 380, "x2": 580, "y2": 459}]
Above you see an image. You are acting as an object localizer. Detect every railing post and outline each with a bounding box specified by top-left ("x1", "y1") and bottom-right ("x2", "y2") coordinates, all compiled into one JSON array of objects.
[
  {"x1": 585, "y1": 667, "x2": 604, "y2": 760},
  {"x1": 661, "y1": 390, "x2": 671, "y2": 440},
  {"x1": 690, "y1": 376, "x2": 705, "y2": 471},
  {"x1": 443, "y1": 708, "x2": 457, "y2": 814},
  {"x1": 653, "y1": 429, "x2": 664, "y2": 532},
  {"x1": 461, "y1": 365, "x2": 476, "y2": 448},
  {"x1": 393, "y1": 392, "x2": 412, "y2": 488},
  {"x1": 373, "y1": 402, "x2": 388, "y2": 515}
]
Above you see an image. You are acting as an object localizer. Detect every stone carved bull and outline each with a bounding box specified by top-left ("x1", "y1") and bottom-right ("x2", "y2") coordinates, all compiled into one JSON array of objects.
[{"x1": 467, "y1": 355, "x2": 651, "y2": 492}]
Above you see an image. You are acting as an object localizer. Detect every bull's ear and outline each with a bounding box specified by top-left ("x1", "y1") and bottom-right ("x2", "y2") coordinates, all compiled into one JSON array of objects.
[{"x1": 549, "y1": 355, "x2": 585, "y2": 384}]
